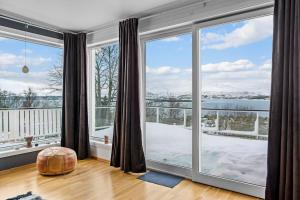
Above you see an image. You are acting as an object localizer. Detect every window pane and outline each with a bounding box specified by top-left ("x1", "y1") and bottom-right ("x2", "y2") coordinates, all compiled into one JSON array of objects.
[
  {"x1": 146, "y1": 33, "x2": 192, "y2": 168},
  {"x1": 0, "y1": 36, "x2": 63, "y2": 151},
  {"x1": 199, "y1": 15, "x2": 273, "y2": 186},
  {"x1": 93, "y1": 43, "x2": 119, "y2": 143}
]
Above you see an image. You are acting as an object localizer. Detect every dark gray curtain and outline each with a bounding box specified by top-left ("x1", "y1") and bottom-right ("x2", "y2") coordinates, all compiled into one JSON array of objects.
[
  {"x1": 265, "y1": 0, "x2": 300, "y2": 199},
  {"x1": 110, "y1": 18, "x2": 146, "y2": 173},
  {"x1": 61, "y1": 33, "x2": 90, "y2": 160}
]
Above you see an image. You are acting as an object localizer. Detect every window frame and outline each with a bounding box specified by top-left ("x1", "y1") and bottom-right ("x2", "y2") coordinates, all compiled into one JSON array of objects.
[
  {"x1": 0, "y1": 24, "x2": 63, "y2": 49},
  {"x1": 192, "y1": 8, "x2": 273, "y2": 198},
  {"x1": 0, "y1": 29, "x2": 64, "y2": 153},
  {"x1": 140, "y1": 27, "x2": 193, "y2": 179},
  {"x1": 87, "y1": 40, "x2": 119, "y2": 141}
]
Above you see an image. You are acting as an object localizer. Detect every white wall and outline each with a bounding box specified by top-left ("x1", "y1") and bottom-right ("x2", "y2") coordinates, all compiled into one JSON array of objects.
[{"x1": 90, "y1": 141, "x2": 112, "y2": 160}]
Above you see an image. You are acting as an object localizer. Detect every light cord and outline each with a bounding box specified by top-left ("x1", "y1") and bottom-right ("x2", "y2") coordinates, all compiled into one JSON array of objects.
[{"x1": 24, "y1": 24, "x2": 28, "y2": 66}]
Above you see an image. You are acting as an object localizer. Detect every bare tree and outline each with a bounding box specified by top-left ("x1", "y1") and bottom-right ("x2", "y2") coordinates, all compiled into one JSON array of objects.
[
  {"x1": 94, "y1": 44, "x2": 119, "y2": 128},
  {"x1": 95, "y1": 49, "x2": 107, "y2": 107},
  {"x1": 47, "y1": 55, "x2": 63, "y2": 93},
  {"x1": 46, "y1": 45, "x2": 119, "y2": 108},
  {"x1": 22, "y1": 88, "x2": 38, "y2": 108},
  {"x1": 95, "y1": 44, "x2": 119, "y2": 106}
]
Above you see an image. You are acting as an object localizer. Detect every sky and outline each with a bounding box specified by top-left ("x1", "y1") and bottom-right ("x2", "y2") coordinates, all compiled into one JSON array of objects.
[
  {"x1": 0, "y1": 15, "x2": 273, "y2": 97},
  {"x1": 0, "y1": 36, "x2": 62, "y2": 96},
  {"x1": 146, "y1": 15, "x2": 273, "y2": 96}
]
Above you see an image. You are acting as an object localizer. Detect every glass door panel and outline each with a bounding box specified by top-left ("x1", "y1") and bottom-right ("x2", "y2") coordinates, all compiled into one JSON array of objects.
[
  {"x1": 145, "y1": 33, "x2": 192, "y2": 168},
  {"x1": 198, "y1": 15, "x2": 273, "y2": 186}
]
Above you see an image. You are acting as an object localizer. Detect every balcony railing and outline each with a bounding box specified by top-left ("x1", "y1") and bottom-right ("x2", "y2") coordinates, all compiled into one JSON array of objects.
[
  {"x1": 1, "y1": 105, "x2": 268, "y2": 150},
  {"x1": 0, "y1": 107, "x2": 62, "y2": 149},
  {"x1": 95, "y1": 106, "x2": 269, "y2": 140}
]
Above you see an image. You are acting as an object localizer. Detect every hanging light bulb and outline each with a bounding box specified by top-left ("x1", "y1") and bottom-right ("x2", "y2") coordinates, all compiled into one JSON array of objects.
[
  {"x1": 22, "y1": 24, "x2": 29, "y2": 74},
  {"x1": 22, "y1": 65, "x2": 29, "y2": 73}
]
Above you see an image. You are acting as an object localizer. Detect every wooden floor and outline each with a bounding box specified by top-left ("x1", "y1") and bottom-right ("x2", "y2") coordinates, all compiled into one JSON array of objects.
[{"x1": 0, "y1": 159, "x2": 259, "y2": 200}]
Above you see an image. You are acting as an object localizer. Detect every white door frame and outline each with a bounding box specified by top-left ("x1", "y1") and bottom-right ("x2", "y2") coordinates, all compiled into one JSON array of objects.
[
  {"x1": 140, "y1": 26, "x2": 194, "y2": 179},
  {"x1": 87, "y1": 40, "x2": 119, "y2": 141},
  {"x1": 191, "y1": 7, "x2": 273, "y2": 198}
]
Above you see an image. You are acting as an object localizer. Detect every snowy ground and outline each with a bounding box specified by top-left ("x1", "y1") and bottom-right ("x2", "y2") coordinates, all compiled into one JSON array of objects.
[{"x1": 95, "y1": 122, "x2": 267, "y2": 186}]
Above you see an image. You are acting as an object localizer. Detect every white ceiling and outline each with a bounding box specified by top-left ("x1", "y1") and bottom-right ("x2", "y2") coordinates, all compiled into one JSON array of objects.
[{"x1": 0, "y1": 0, "x2": 199, "y2": 32}]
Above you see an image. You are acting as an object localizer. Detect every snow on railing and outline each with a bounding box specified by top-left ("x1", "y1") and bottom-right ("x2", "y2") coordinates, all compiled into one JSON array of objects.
[
  {"x1": 147, "y1": 106, "x2": 268, "y2": 139},
  {"x1": 95, "y1": 106, "x2": 269, "y2": 140},
  {"x1": 0, "y1": 107, "x2": 62, "y2": 143}
]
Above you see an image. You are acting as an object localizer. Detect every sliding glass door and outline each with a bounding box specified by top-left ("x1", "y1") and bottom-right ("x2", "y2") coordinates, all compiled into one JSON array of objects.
[
  {"x1": 142, "y1": 10, "x2": 273, "y2": 198},
  {"x1": 192, "y1": 13, "x2": 273, "y2": 197},
  {"x1": 198, "y1": 15, "x2": 272, "y2": 185}
]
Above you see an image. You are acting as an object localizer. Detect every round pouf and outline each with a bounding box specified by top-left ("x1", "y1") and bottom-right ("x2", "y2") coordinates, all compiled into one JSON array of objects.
[{"x1": 36, "y1": 147, "x2": 77, "y2": 175}]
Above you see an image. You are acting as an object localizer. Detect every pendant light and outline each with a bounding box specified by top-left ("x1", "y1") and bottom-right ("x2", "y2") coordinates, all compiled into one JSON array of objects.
[{"x1": 22, "y1": 24, "x2": 29, "y2": 74}]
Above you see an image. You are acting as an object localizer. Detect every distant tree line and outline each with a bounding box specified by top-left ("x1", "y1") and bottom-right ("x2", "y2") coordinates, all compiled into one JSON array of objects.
[
  {"x1": 0, "y1": 44, "x2": 119, "y2": 116},
  {"x1": 0, "y1": 88, "x2": 38, "y2": 108},
  {"x1": 0, "y1": 88, "x2": 62, "y2": 109}
]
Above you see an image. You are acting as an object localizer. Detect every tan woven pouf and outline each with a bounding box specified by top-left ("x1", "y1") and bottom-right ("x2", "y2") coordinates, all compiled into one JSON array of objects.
[{"x1": 36, "y1": 147, "x2": 77, "y2": 175}]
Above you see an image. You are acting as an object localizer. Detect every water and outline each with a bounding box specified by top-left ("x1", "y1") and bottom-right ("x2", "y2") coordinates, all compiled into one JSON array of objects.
[
  {"x1": 147, "y1": 98, "x2": 270, "y2": 110},
  {"x1": 202, "y1": 98, "x2": 270, "y2": 110}
]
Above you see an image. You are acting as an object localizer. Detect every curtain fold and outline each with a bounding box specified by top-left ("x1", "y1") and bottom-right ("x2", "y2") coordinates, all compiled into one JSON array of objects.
[
  {"x1": 265, "y1": 0, "x2": 300, "y2": 199},
  {"x1": 110, "y1": 18, "x2": 146, "y2": 173},
  {"x1": 61, "y1": 33, "x2": 90, "y2": 159}
]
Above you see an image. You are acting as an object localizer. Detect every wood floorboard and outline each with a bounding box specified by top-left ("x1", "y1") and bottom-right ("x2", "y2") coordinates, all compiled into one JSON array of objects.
[{"x1": 0, "y1": 159, "x2": 260, "y2": 200}]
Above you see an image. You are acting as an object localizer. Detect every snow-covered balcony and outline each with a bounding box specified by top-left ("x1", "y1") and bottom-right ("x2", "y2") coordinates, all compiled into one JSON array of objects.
[
  {"x1": 0, "y1": 108, "x2": 61, "y2": 154},
  {"x1": 93, "y1": 106, "x2": 268, "y2": 186}
]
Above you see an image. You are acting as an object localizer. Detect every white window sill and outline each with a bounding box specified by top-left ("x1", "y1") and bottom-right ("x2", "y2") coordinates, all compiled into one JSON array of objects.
[
  {"x1": 0, "y1": 143, "x2": 60, "y2": 159},
  {"x1": 0, "y1": 140, "x2": 110, "y2": 160},
  {"x1": 90, "y1": 140, "x2": 112, "y2": 147}
]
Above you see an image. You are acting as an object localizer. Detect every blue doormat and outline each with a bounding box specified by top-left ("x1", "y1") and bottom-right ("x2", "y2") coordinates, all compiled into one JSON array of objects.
[{"x1": 138, "y1": 171, "x2": 183, "y2": 188}]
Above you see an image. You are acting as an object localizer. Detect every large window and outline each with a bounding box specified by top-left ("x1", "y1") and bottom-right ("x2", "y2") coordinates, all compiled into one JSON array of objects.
[
  {"x1": 0, "y1": 36, "x2": 63, "y2": 151},
  {"x1": 199, "y1": 15, "x2": 272, "y2": 186},
  {"x1": 91, "y1": 43, "x2": 119, "y2": 142}
]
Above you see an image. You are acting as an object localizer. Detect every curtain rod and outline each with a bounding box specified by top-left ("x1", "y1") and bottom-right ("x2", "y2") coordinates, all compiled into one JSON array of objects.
[
  {"x1": 193, "y1": 3, "x2": 274, "y2": 25},
  {"x1": 0, "y1": 15, "x2": 63, "y2": 34},
  {"x1": 0, "y1": 15, "x2": 64, "y2": 40}
]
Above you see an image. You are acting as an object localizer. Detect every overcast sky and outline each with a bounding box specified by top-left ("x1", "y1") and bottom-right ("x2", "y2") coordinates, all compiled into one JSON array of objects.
[{"x1": 146, "y1": 15, "x2": 273, "y2": 96}]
